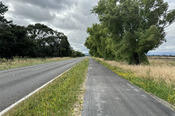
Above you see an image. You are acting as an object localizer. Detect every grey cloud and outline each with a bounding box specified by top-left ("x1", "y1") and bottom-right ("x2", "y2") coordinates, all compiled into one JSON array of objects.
[
  {"x1": 71, "y1": 42, "x2": 89, "y2": 53},
  {"x1": 52, "y1": 0, "x2": 98, "y2": 31},
  {"x1": 53, "y1": 15, "x2": 82, "y2": 30},
  {"x1": 153, "y1": 34, "x2": 175, "y2": 52},
  {"x1": 14, "y1": 3, "x2": 56, "y2": 22},
  {"x1": 2, "y1": 0, "x2": 98, "y2": 53},
  {"x1": 3, "y1": 0, "x2": 174, "y2": 54},
  {"x1": 4, "y1": 0, "x2": 75, "y2": 11},
  {"x1": 48, "y1": 0, "x2": 98, "y2": 53}
]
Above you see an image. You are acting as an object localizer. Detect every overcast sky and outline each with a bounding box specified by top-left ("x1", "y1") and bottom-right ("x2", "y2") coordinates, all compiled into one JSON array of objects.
[{"x1": 1, "y1": 0, "x2": 175, "y2": 54}]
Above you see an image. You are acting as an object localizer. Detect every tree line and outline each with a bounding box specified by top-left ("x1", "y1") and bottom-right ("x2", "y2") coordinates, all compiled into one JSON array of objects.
[
  {"x1": 85, "y1": 0, "x2": 175, "y2": 64},
  {"x1": 0, "y1": 2, "x2": 84, "y2": 59}
]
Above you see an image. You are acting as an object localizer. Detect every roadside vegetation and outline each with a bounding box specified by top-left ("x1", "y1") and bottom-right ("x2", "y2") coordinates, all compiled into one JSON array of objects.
[
  {"x1": 4, "y1": 58, "x2": 89, "y2": 116},
  {"x1": 85, "y1": 0, "x2": 175, "y2": 106},
  {"x1": 96, "y1": 57, "x2": 175, "y2": 106},
  {"x1": 0, "y1": 57, "x2": 71, "y2": 71},
  {"x1": 85, "y1": 0, "x2": 175, "y2": 65},
  {"x1": 0, "y1": 2, "x2": 84, "y2": 59}
]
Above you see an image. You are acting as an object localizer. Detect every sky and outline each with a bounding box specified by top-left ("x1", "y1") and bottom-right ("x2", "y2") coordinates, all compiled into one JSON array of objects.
[{"x1": 1, "y1": 0, "x2": 175, "y2": 54}]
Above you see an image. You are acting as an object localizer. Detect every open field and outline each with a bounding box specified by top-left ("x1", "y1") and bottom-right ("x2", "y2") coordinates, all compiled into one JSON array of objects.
[
  {"x1": 104, "y1": 57, "x2": 175, "y2": 84},
  {"x1": 149, "y1": 56, "x2": 175, "y2": 60},
  {"x1": 0, "y1": 57, "x2": 71, "y2": 71},
  {"x1": 96, "y1": 57, "x2": 175, "y2": 106},
  {"x1": 3, "y1": 58, "x2": 89, "y2": 116}
]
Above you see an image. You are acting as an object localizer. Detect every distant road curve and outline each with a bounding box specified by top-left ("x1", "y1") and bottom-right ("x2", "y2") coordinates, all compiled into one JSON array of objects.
[{"x1": 0, "y1": 57, "x2": 84, "y2": 112}]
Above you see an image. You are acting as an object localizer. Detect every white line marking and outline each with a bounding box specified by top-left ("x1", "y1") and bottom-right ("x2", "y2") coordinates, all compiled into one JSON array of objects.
[
  {"x1": 134, "y1": 88, "x2": 139, "y2": 92},
  {"x1": 127, "y1": 83, "x2": 134, "y2": 89},
  {"x1": 127, "y1": 83, "x2": 139, "y2": 92},
  {"x1": 0, "y1": 66, "x2": 74, "y2": 116},
  {"x1": 141, "y1": 94, "x2": 146, "y2": 98}
]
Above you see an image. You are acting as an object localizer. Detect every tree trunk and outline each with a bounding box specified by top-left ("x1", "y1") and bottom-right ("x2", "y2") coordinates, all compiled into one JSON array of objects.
[{"x1": 133, "y1": 52, "x2": 140, "y2": 65}]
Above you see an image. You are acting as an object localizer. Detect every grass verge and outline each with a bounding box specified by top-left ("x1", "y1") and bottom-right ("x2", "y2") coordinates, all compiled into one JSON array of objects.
[
  {"x1": 95, "y1": 58, "x2": 175, "y2": 106},
  {"x1": 0, "y1": 57, "x2": 71, "y2": 71},
  {"x1": 3, "y1": 58, "x2": 89, "y2": 116}
]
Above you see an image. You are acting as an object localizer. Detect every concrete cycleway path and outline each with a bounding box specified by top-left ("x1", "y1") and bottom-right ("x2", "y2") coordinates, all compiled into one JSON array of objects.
[{"x1": 82, "y1": 58, "x2": 175, "y2": 116}]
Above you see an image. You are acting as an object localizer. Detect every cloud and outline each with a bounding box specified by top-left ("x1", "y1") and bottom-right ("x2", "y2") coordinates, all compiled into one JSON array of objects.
[
  {"x1": 152, "y1": 0, "x2": 175, "y2": 53},
  {"x1": 14, "y1": 3, "x2": 56, "y2": 22},
  {"x1": 2, "y1": 0, "x2": 98, "y2": 53},
  {"x1": 3, "y1": 0, "x2": 75, "y2": 11},
  {"x1": 2, "y1": 0, "x2": 175, "y2": 54}
]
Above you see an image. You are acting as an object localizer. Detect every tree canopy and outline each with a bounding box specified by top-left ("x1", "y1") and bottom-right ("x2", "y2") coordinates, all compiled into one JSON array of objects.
[
  {"x1": 85, "y1": 0, "x2": 175, "y2": 64},
  {"x1": 0, "y1": 2, "x2": 84, "y2": 59},
  {"x1": 0, "y1": 1, "x2": 8, "y2": 24},
  {"x1": 26, "y1": 23, "x2": 72, "y2": 57}
]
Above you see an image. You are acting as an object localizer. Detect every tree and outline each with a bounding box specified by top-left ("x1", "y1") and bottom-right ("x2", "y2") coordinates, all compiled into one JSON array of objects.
[
  {"x1": 71, "y1": 50, "x2": 85, "y2": 57},
  {"x1": 0, "y1": 2, "x2": 80, "y2": 59},
  {"x1": 10, "y1": 25, "x2": 33, "y2": 57},
  {"x1": 0, "y1": 2, "x2": 14, "y2": 59},
  {"x1": 0, "y1": 25, "x2": 15, "y2": 58},
  {"x1": 27, "y1": 23, "x2": 72, "y2": 57},
  {"x1": 0, "y1": 24, "x2": 34, "y2": 58},
  {"x1": 85, "y1": 24, "x2": 115, "y2": 59},
  {"x1": 59, "y1": 34, "x2": 71, "y2": 57},
  {"x1": 0, "y1": 1, "x2": 8, "y2": 24},
  {"x1": 85, "y1": 0, "x2": 175, "y2": 64}
]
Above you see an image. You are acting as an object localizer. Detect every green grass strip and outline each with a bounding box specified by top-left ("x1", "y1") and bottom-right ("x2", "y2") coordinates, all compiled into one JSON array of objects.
[
  {"x1": 4, "y1": 58, "x2": 89, "y2": 116},
  {"x1": 96, "y1": 59, "x2": 175, "y2": 106}
]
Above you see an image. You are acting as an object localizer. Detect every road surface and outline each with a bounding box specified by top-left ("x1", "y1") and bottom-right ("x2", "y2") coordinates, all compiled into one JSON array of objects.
[
  {"x1": 82, "y1": 59, "x2": 175, "y2": 116},
  {"x1": 0, "y1": 58, "x2": 83, "y2": 112}
]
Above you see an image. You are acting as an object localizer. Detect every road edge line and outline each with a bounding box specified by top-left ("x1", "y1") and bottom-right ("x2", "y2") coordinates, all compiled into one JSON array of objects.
[{"x1": 0, "y1": 66, "x2": 74, "y2": 116}]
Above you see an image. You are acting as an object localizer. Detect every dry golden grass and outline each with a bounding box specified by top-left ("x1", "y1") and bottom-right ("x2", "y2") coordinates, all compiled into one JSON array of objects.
[
  {"x1": 98, "y1": 57, "x2": 175, "y2": 84},
  {"x1": 0, "y1": 57, "x2": 70, "y2": 70}
]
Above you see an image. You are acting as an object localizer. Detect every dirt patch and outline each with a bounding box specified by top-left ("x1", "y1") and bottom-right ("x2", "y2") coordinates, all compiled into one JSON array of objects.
[{"x1": 72, "y1": 74, "x2": 87, "y2": 116}]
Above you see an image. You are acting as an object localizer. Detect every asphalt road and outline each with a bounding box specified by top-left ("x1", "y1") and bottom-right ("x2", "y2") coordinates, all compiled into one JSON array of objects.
[
  {"x1": 0, "y1": 57, "x2": 84, "y2": 112},
  {"x1": 82, "y1": 59, "x2": 175, "y2": 116}
]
